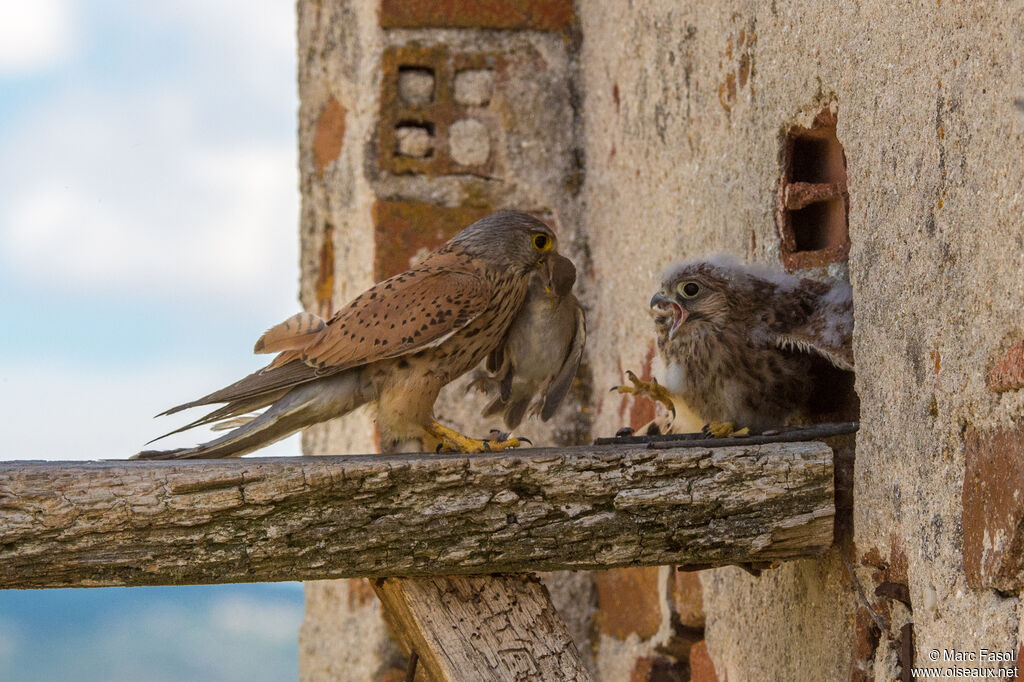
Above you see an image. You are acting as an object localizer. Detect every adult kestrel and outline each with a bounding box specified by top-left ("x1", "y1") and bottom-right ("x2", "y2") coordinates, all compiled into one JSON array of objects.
[
  {"x1": 619, "y1": 255, "x2": 856, "y2": 436},
  {"x1": 136, "y1": 211, "x2": 569, "y2": 459},
  {"x1": 476, "y1": 252, "x2": 585, "y2": 429}
]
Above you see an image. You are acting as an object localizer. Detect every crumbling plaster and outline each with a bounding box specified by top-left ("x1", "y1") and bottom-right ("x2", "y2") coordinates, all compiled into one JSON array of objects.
[{"x1": 580, "y1": 1, "x2": 1024, "y2": 678}]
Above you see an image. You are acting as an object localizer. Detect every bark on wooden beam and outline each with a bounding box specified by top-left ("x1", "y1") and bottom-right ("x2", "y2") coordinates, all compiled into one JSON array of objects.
[
  {"x1": 374, "y1": 575, "x2": 592, "y2": 681},
  {"x1": 0, "y1": 441, "x2": 834, "y2": 589}
]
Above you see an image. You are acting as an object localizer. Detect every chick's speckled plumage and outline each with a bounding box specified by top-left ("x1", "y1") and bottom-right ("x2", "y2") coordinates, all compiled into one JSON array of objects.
[
  {"x1": 137, "y1": 211, "x2": 564, "y2": 458},
  {"x1": 480, "y1": 253, "x2": 585, "y2": 429},
  {"x1": 650, "y1": 255, "x2": 856, "y2": 432}
]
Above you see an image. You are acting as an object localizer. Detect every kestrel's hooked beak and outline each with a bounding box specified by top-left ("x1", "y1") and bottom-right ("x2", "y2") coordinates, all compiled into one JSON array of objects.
[
  {"x1": 542, "y1": 258, "x2": 556, "y2": 302},
  {"x1": 650, "y1": 291, "x2": 687, "y2": 337}
]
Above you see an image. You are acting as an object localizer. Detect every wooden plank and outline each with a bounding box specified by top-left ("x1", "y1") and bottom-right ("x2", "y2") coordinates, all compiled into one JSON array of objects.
[
  {"x1": 374, "y1": 575, "x2": 591, "y2": 681},
  {"x1": 0, "y1": 441, "x2": 834, "y2": 589}
]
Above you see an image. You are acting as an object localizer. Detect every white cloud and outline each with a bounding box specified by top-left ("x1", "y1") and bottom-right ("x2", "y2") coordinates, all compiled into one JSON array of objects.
[
  {"x1": 0, "y1": 360, "x2": 301, "y2": 461},
  {"x1": 210, "y1": 594, "x2": 304, "y2": 642},
  {"x1": 0, "y1": 87, "x2": 299, "y2": 314},
  {"x1": 0, "y1": 1, "x2": 301, "y2": 318},
  {"x1": 0, "y1": 0, "x2": 75, "y2": 76},
  {"x1": 5, "y1": 142, "x2": 298, "y2": 307},
  {"x1": 131, "y1": 1, "x2": 296, "y2": 100},
  {"x1": 0, "y1": 1, "x2": 308, "y2": 463}
]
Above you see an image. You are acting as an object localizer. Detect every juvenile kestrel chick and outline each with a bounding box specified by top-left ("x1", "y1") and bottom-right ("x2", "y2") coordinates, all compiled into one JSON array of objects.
[
  {"x1": 477, "y1": 253, "x2": 585, "y2": 429},
  {"x1": 137, "y1": 211, "x2": 567, "y2": 458},
  {"x1": 624, "y1": 255, "x2": 856, "y2": 436}
]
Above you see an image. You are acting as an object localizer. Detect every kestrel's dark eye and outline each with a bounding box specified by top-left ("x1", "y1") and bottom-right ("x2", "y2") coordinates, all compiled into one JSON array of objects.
[
  {"x1": 677, "y1": 281, "x2": 700, "y2": 298},
  {"x1": 532, "y1": 233, "x2": 552, "y2": 251}
]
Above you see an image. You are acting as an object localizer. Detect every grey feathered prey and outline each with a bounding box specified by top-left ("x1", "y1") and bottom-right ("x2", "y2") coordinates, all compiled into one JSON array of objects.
[
  {"x1": 476, "y1": 253, "x2": 585, "y2": 429},
  {"x1": 619, "y1": 255, "x2": 856, "y2": 436},
  {"x1": 137, "y1": 211, "x2": 577, "y2": 459}
]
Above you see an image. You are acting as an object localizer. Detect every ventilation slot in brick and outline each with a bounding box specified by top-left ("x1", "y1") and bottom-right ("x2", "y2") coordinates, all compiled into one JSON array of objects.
[
  {"x1": 777, "y1": 106, "x2": 850, "y2": 270},
  {"x1": 378, "y1": 46, "x2": 500, "y2": 177}
]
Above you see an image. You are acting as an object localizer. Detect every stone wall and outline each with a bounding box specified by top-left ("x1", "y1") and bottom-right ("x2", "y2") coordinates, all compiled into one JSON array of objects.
[
  {"x1": 297, "y1": 1, "x2": 1024, "y2": 679},
  {"x1": 580, "y1": 1, "x2": 1024, "y2": 680}
]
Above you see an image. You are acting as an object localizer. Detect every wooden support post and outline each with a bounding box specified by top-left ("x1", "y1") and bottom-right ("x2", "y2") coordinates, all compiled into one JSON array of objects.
[{"x1": 374, "y1": 575, "x2": 591, "y2": 681}]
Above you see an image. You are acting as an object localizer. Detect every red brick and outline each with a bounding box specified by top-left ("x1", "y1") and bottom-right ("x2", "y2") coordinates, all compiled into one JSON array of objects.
[
  {"x1": 670, "y1": 569, "x2": 705, "y2": 628},
  {"x1": 887, "y1": 536, "x2": 909, "y2": 586},
  {"x1": 849, "y1": 607, "x2": 882, "y2": 682},
  {"x1": 380, "y1": 0, "x2": 573, "y2": 31},
  {"x1": 962, "y1": 425, "x2": 1024, "y2": 590},
  {"x1": 377, "y1": 667, "x2": 406, "y2": 682},
  {"x1": 347, "y1": 577, "x2": 377, "y2": 608},
  {"x1": 776, "y1": 104, "x2": 851, "y2": 271},
  {"x1": 312, "y1": 98, "x2": 346, "y2": 177},
  {"x1": 989, "y1": 340, "x2": 1024, "y2": 393},
  {"x1": 851, "y1": 540, "x2": 910, "y2": 681},
  {"x1": 688, "y1": 641, "x2": 719, "y2": 682},
  {"x1": 594, "y1": 567, "x2": 663, "y2": 640},
  {"x1": 372, "y1": 200, "x2": 492, "y2": 280},
  {"x1": 630, "y1": 655, "x2": 688, "y2": 682}
]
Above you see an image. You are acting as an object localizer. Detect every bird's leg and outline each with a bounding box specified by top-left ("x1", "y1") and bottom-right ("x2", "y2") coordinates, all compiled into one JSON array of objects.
[
  {"x1": 612, "y1": 370, "x2": 677, "y2": 418},
  {"x1": 426, "y1": 421, "x2": 521, "y2": 454},
  {"x1": 700, "y1": 421, "x2": 751, "y2": 438}
]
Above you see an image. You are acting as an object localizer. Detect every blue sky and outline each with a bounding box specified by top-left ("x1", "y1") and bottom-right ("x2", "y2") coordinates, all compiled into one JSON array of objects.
[
  {"x1": 0, "y1": 3, "x2": 307, "y2": 678},
  {"x1": 0, "y1": 0, "x2": 304, "y2": 459},
  {"x1": 0, "y1": 583, "x2": 305, "y2": 681}
]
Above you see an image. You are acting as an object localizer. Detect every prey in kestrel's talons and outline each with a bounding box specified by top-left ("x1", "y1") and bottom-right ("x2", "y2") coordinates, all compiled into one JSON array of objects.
[
  {"x1": 473, "y1": 252, "x2": 585, "y2": 430},
  {"x1": 136, "y1": 211, "x2": 583, "y2": 459},
  {"x1": 619, "y1": 255, "x2": 857, "y2": 438}
]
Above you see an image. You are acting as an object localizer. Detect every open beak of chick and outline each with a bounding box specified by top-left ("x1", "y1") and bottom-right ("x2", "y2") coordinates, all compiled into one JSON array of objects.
[{"x1": 650, "y1": 291, "x2": 687, "y2": 338}]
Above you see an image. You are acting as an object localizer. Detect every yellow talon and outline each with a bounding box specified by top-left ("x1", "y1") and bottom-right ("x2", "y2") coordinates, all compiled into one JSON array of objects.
[
  {"x1": 427, "y1": 421, "x2": 521, "y2": 454},
  {"x1": 701, "y1": 421, "x2": 750, "y2": 438},
  {"x1": 613, "y1": 370, "x2": 677, "y2": 418}
]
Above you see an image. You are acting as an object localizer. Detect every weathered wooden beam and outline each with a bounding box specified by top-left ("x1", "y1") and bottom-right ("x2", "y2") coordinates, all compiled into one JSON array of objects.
[
  {"x1": 0, "y1": 441, "x2": 834, "y2": 589},
  {"x1": 374, "y1": 575, "x2": 592, "y2": 681}
]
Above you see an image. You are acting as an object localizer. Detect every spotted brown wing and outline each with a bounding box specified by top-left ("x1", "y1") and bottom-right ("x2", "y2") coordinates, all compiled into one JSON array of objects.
[
  {"x1": 159, "y1": 253, "x2": 489, "y2": 417},
  {"x1": 299, "y1": 260, "x2": 488, "y2": 369}
]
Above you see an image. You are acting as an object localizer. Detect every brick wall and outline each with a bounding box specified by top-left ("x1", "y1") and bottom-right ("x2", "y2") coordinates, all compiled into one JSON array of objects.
[{"x1": 297, "y1": 1, "x2": 1024, "y2": 679}]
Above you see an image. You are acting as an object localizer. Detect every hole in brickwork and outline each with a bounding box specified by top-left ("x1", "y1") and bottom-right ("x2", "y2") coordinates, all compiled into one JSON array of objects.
[
  {"x1": 790, "y1": 136, "x2": 842, "y2": 183},
  {"x1": 395, "y1": 122, "x2": 435, "y2": 158},
  {"x1": 776, "y1": 104, "x2": 850, "y2": 270},
  {"x1": 379, "y1": 46, "x2": 501, "y2": 176},
  {"x1": 790, "y1": 199, "x2": 845, "y2": 252},
  {"x1": 397, "y1": 67, "x2": 435, "y2": 105},
  {"x1": 454, "y1": 69, "x2": 495, "y2": 106}
]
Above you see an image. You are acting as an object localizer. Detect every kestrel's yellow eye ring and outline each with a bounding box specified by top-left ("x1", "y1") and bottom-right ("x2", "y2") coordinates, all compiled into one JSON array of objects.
[
  {"x1": 532, "y1": 233, "x2": 553, "y2": 252},
  {"x1": 677, "y1": 281, "x2": 700, "y2": 298}
]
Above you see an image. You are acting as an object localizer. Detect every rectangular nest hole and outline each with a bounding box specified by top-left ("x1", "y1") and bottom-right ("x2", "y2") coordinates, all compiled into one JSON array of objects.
[
  {"x1": 777, "y1": 104, "x2": 851, "y2": 269},
  {"x1": 790, "y1": 136, "x2": 844, "y2": 184},
  {"x1": 789, "y1": 199, "x2": 847, "y2": 252}
]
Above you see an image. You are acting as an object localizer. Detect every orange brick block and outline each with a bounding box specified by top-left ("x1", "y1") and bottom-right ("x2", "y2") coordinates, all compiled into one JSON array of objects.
[
  {"x1": 313, "y1": 98, "x2": 347, "y2": 177},
  {"x1": 688, "y1": 641, "x2": 719, "y2": 682},
  {"x1": 670, "y1": 569, "x2": 705, "y2": 628},
  {"x1": 372, "y1": 200, "x2": 492, "y2": 281},
  {"x1": 380, "y1": 0, "x2": 573, "y2": 31},
  {"x1": 594, "y1": 566, "x2": 662, "y2": 640},
  {"x1": 962, "y1": 425, "x2": 1024, "y2": 590},
  {"x1": 989, "y1": 339, "x2": 1024, "y2": 393}
]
